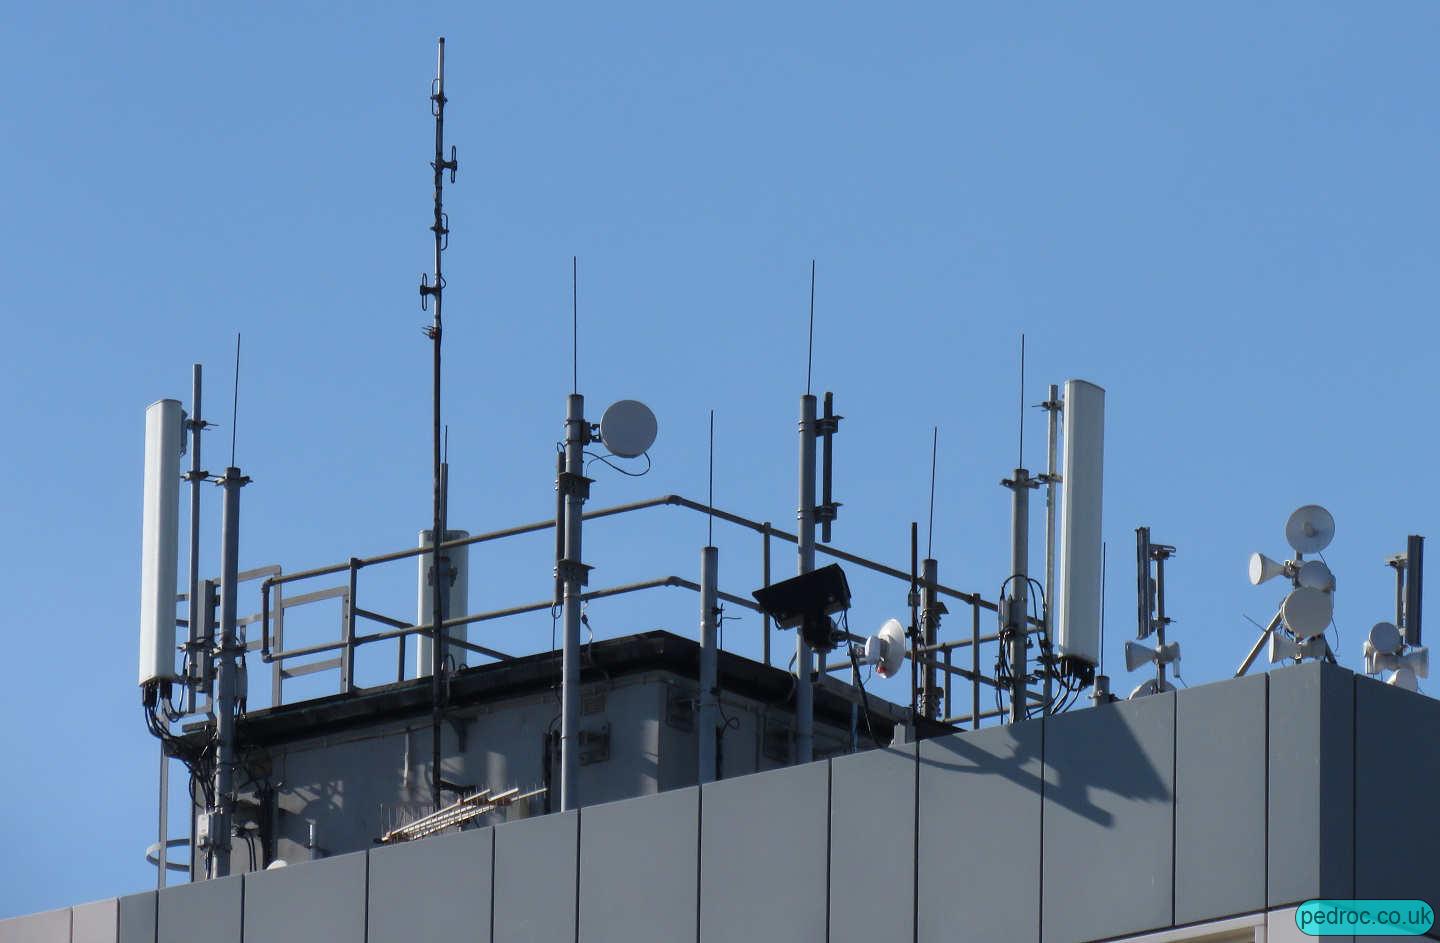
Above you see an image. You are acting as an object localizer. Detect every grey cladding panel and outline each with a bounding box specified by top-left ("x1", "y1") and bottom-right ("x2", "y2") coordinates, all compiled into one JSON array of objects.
[
  {"x1": 917, "y1": 722, "x2": 1042, "y2": 943},
  {"x1": 700, "y1": 760, "x2": 828, "y2": 943},
  {"x1": 829, "y1": 746, "x2": 915, "y2": 943},
  {"x1": 1175, "y1": 673, "x2": 1267, "y2": 924},
  {"x1": 1268, "y1": 662, "x2": 1355, "y2": 906},
  {"x1": 1042, "y1": 694, "x2": 1175, "y2": 943},
  {"x1": 368, "y1": 827, "x2": 493, "y2": 943},
  {"x1": 118, "y1": 894, "x2": 155, "y2": 943},
  {"x1": 158, "y1": 876, "x2": 241, "y2": 943},
  {"x1": 493, "y1": 811, "x2": 578, "y2": 943},
  {"x1": 0, "y1": 908, "x2": 70, "y2": 943},
  {"x1": 242, "y1": 852, "x2": 367, "y2": 943},
  {"x1": 1355, "y1": 677, "x2": 1440, "y2": 907},
  {"x1": 72, "y1": 899, "x2": 117, "y2": 943},
  {"x1": 579, "y1": 787, "x2": 698, "y2": 943}
]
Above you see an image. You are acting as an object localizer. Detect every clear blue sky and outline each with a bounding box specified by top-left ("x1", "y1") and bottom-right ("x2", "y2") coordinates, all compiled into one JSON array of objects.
[{"x1": 4, "y1": 2, "x2": 1439, "y2": 918}]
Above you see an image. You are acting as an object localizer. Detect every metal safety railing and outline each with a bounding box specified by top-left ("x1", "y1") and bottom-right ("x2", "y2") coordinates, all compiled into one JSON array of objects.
[{"x1": 228, "y1": 494, "x2": 1037, "y2": 728}]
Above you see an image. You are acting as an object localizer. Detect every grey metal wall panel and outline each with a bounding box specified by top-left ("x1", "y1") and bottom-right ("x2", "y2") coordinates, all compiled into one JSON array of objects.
[
  {"x1": 242, "y1": 852, "x2": 366, "y2": 943},
  {"x1": 1042, "y1": 693, "x2": 1175, "y2": 943},
  {"x1": 157, "y1": 875, "x2": 241, "y2": 943},
  {"x1": 579, "y1": 787, "x2": 698, "y2": 943},
  {"x1": 917, "y1": 721, "x2": 1043, "y2": 943},
  {"x1": 1355, "y1": 676, "x2": 1440, "y2": 908},
  {"x1": 72, "y1": 899, "x2": 117, "y2": 943},
  {"x1": 830, "y1": 746, "x2": 914, "y2": 943},
  {"x1": 367, "y1": 826, "x2": 493, "y2": 943},
  {"x1": 493, "y1": 811, "x2": 578, "y2": 943},
  {"x1": 1268, "y1": 662, "x2": 1354, "y2": 906},
  {"x1": 1175, "y1": 673, "x2": 1267, "y2": 924},
  {"x1": 0, "y1": 908, "x2": 69, "y2": 943},
  {"x1": 118, "y1": 893, "x2": 155, "y2": 943},
  {"x1": 699, "y1": 760, "x2": 828, "y2": 943}
]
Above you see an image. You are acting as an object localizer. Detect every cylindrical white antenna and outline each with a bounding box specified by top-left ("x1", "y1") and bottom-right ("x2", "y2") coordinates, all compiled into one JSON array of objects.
[
  {"x1": 1057, "y1": 379, "x2": 1106, "y2": 667},
  {"x1": 416, "y1": 529, "x2": 471, "y2": 677},
  {"x1": 139, "y1": 399, "x2": 184, "y2": 686}
]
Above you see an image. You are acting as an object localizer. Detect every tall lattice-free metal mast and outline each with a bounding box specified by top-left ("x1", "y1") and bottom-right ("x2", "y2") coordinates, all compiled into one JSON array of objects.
[{"x1": 419, "y1": 36, "x2": 459, "y2": 814}]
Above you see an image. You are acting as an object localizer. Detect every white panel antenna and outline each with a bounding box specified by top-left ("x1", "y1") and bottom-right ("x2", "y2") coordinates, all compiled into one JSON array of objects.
[
  {"x1": 139, "y1": 399, "x2": 184, "y2": 686},
  {"x1": 1056, "y1": 379, "x2": 1105, "y2": 667},
  {"x1": 417, "y1": 529, "x2": 471, "y2": 677}
]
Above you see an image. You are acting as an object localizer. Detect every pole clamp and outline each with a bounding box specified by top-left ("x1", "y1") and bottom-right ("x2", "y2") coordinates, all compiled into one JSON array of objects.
[
  {"x1": 554, "y1": 559, "x2": 593, "y2": 587},
  {"x1": 557, "y1": 471, "x2": 593, "y2": 501}
]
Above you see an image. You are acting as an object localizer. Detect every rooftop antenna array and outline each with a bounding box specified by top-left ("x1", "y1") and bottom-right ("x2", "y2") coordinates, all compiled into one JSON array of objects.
[
  {"x1": 138, "y1": 335, "x2": 252, "y2": 881},
  {"x1": 416, "y1": 36, "x2": 461, "y2": 814},
  {"x1": 1236, "y1": 505, "x2": 1338, "y2": 675},
  {"x1": 553, "y1": 256, "x2": 660, "y2": 810},
  {"x1": 998, "y1": 336, "x2": 1040, "y2": 722},
  {"x1": 791, "y1": 261, "x2": 841, "y2": 758},
  {"x1": 1126, "y1": 527, "x2": 1180, "y2": 698},
  {"x1": 1366, "y1": 536, "x2": 1428, "y2": 690}
]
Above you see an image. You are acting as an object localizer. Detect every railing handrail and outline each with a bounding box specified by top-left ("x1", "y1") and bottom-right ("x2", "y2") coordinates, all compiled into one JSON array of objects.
[{"x1": 237, "y1": 493, "x2": 1033, "y2": 728}]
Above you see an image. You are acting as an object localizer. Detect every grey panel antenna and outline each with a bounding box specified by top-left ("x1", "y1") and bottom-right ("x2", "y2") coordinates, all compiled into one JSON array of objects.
[
  {"x1": 1285, "y1": 505, "x2": 1335, "y2": 555},
  {"x1": 1281, "y1": 587, "x2": 1333, "y2": 638},
  {"x1": 599, "y1": 399, "x2": 658, "y2": 458},
  {"x1": 1296, "y1": 560, "x2": 1335, "y2": 592}
]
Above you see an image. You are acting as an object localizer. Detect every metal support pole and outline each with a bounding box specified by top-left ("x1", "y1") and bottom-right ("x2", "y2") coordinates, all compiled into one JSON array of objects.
[
  {"x1": 167, "y1": 362, "x2": 206, "y2": 888},
  {"x1": 212, "y1": 465, "x2": 248, "y2": 878},
  {"x1": 1155, "y1": 553, "x2": 1168, "y2": 691},
  {"x1": 1003, "y1": 468, "x2": 1036, "y2": 724},
  {"x1": 796, "y1": 394, "x2": 817, "y2": 763},
  {"x1": 1042, "y1": 383, "x2": 1060, "y2": 714},
  {"x1": 423, "y1": 35, "x2": 458, "y2": 817},
  {"x1": 920, "y1": 558, "x2": 939, "y2": 720},
  {"x1": 185, "y1": 365, "x2": 206, "y2": 709},
  {"x1": 156, "y1": 742, "x2": 168, "y2": 889},
  {"x1": 698, "y1": 546, "x2": 719, "y2": 784},
  {"x1": 1236, "y1": 610, "x2": 1283, "y2": 677},
  {"x1": 560, "y1": 393, "x2": 590, "y2": 809}
]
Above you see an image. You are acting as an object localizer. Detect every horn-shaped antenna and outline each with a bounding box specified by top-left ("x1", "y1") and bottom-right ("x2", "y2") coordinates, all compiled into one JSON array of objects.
[{"x1": 1248, "y1": 552, "x2": 1290, "y2": 586}]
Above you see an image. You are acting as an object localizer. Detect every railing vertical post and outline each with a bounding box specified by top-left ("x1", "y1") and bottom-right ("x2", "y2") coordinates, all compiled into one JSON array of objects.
[
  {"x1": 761, "y1": 523, "x2": 772, "y2": 666},
  {"x1": 271, "y1": 580, "x2": 284, "y2": 707},
  {"x1": 944, "y1": 648, "x2": 953, "y2": 720},
  {"x1": 971, "y1": 598, "x2": 981, "y2": 730},
  {"x1": 343, "y1": 559, "x2": 358, "y2": 694}
]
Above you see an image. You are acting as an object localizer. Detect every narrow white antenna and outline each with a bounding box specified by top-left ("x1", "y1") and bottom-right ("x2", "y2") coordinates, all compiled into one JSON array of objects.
[
  {"x1": 1056, "y1": 379, "x2": 1106, "y2": 669},
  {"x1": 139, "y1": 399, "x2": 184, "y2": 686}
]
